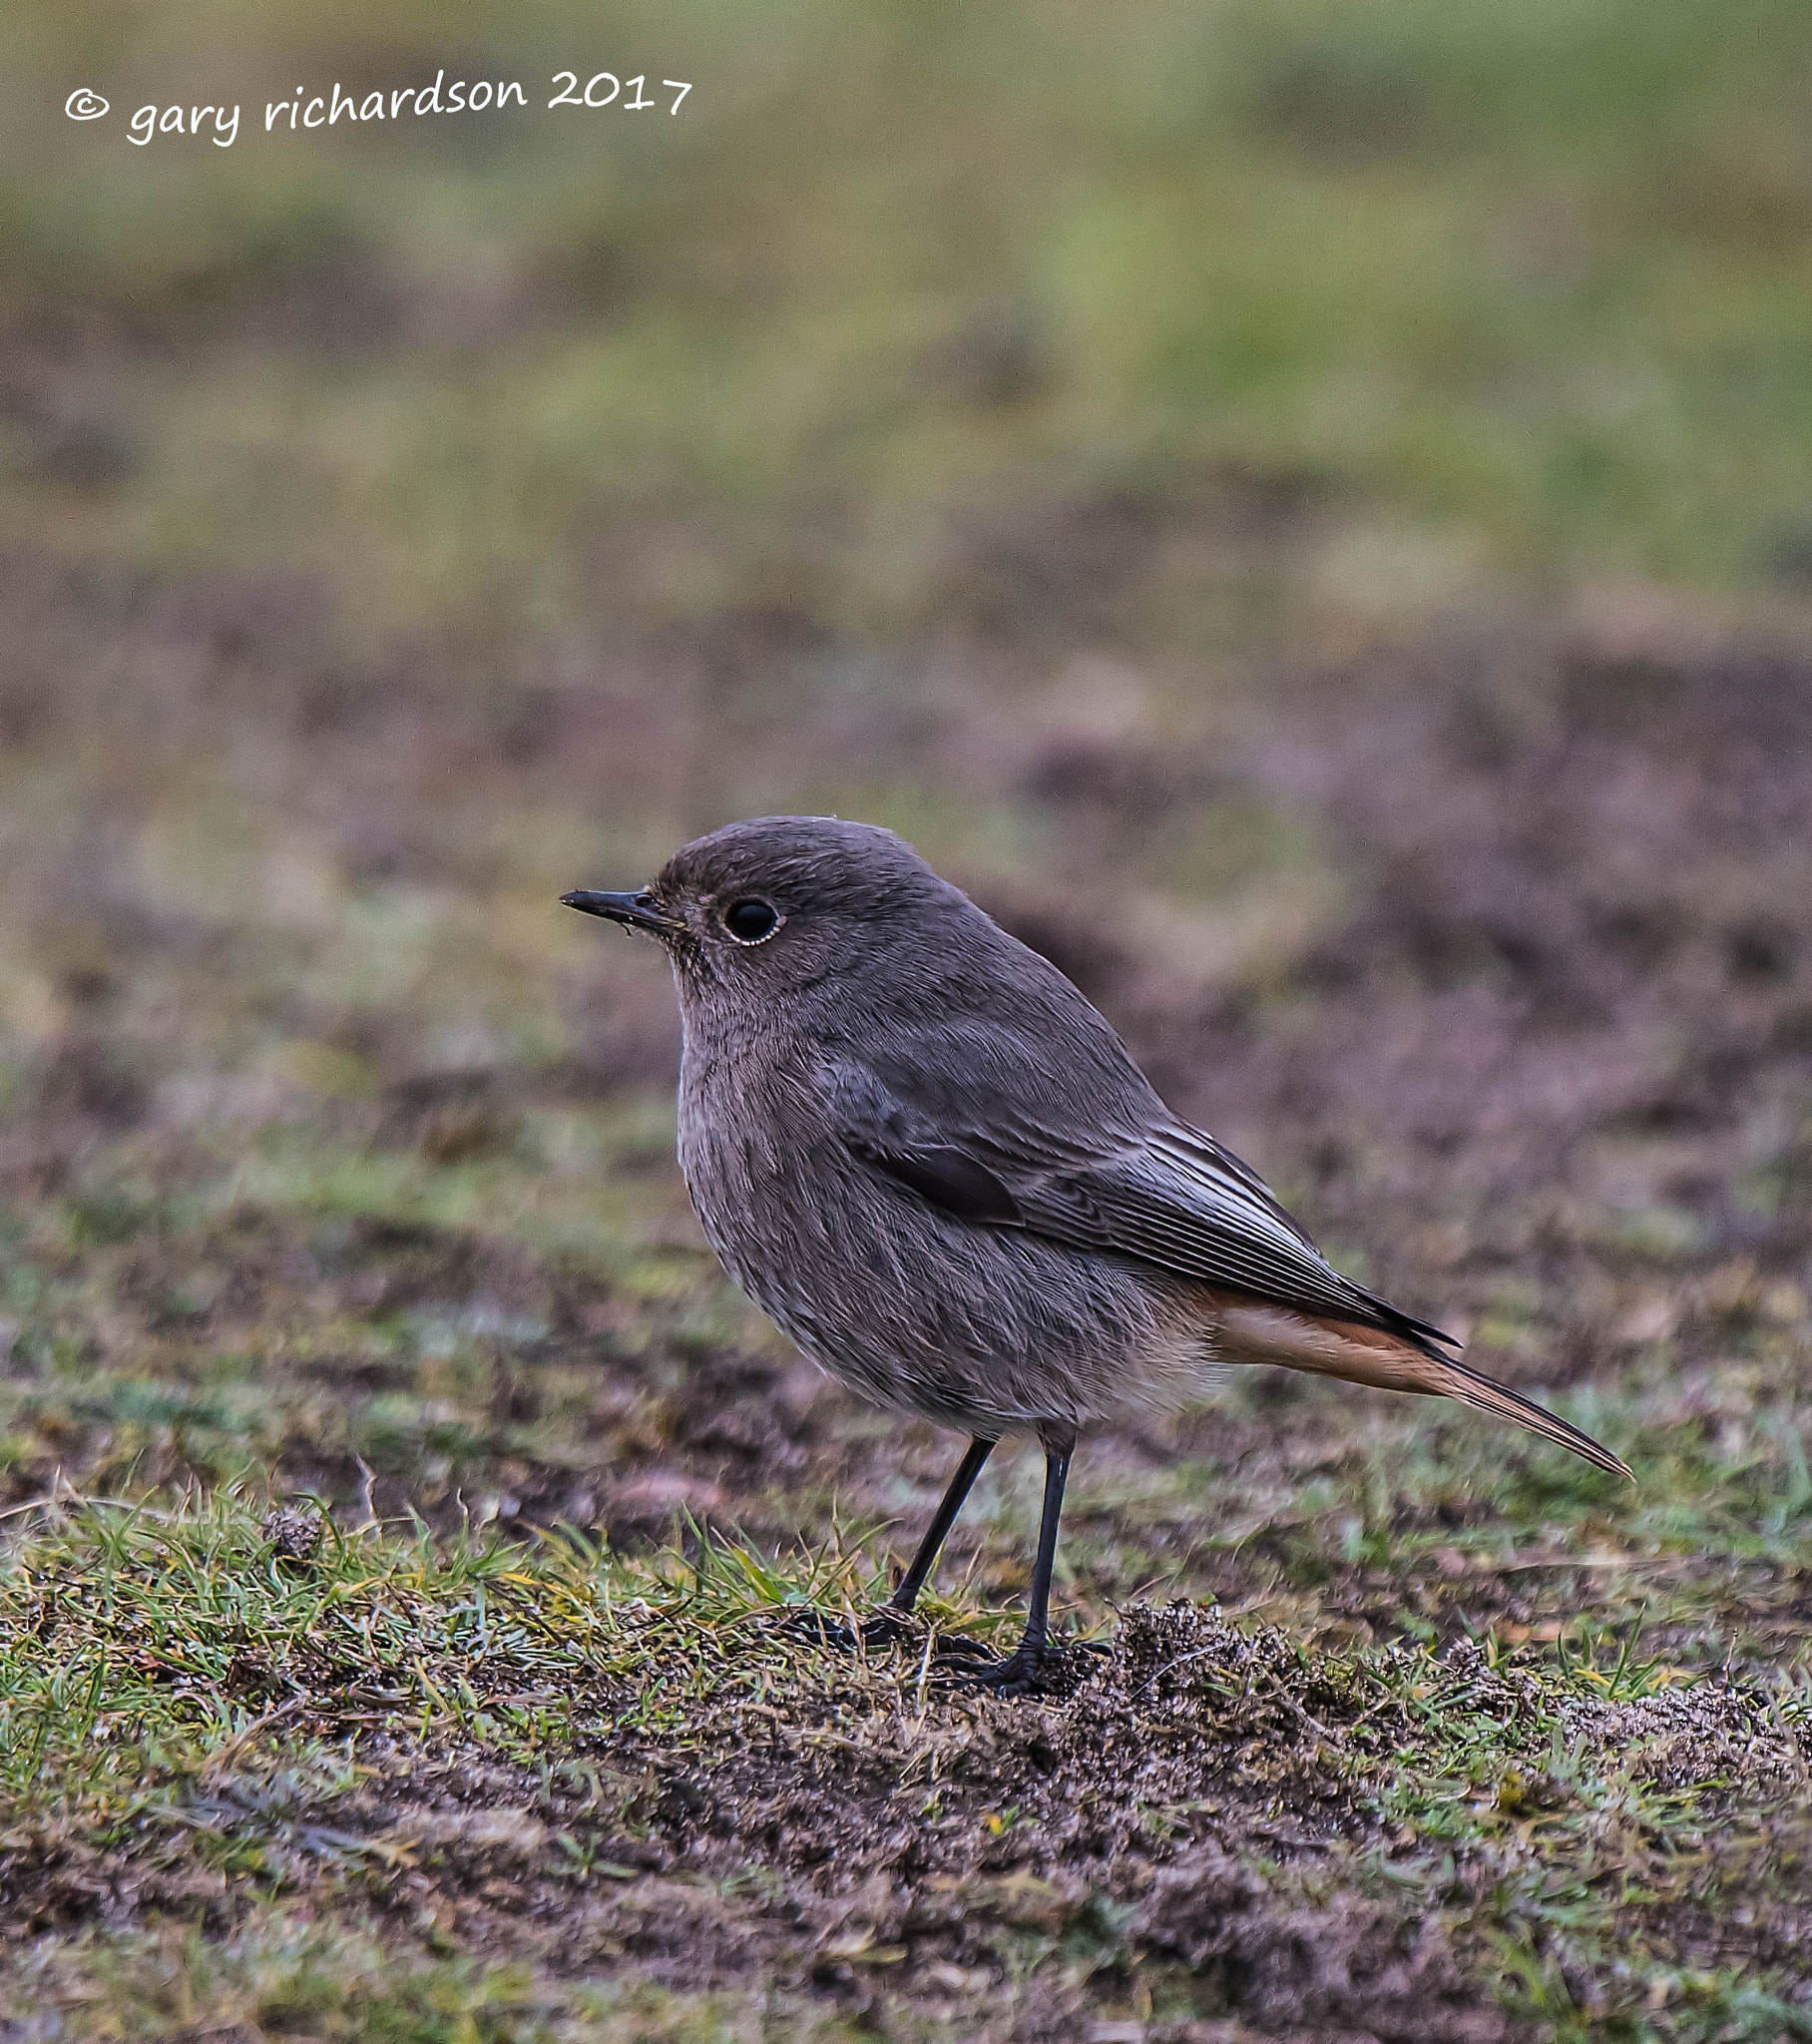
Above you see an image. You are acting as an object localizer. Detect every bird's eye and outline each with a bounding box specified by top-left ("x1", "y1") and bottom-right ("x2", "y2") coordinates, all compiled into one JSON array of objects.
[{"x1": 722, "y1": 897, "x2": 782, "y2": 945}]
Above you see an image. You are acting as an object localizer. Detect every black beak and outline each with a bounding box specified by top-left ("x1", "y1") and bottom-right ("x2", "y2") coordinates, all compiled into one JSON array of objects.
[{"x1": 560, "y1": 888, "x2": 683, "y2": 936}]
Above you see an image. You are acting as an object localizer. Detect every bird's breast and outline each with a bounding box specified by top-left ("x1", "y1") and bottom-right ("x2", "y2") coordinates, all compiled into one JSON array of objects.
[{"x1": 677, "y1": 1038, "x2": 825, "y2": 1262}]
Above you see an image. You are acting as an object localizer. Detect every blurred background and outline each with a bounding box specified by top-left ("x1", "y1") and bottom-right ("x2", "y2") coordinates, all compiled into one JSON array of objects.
[{"x1": 2, "y1": 0, "x2": 1810, "y2": 1603}]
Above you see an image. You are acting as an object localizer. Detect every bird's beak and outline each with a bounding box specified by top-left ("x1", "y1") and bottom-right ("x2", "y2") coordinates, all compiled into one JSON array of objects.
[{"x1": 560, "y1": 888, "x2": 684, "y2": 937}]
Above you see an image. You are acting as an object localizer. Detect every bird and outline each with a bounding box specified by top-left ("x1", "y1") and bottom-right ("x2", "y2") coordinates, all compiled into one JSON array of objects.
[{"x1": 563, "y1": 815, "x2": 1629, "y2": 1691}]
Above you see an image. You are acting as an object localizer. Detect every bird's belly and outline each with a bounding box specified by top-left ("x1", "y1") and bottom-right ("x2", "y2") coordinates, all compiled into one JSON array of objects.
[{"x1": 680, "y1": 1114, "x2": 1197, "y2": 1433}]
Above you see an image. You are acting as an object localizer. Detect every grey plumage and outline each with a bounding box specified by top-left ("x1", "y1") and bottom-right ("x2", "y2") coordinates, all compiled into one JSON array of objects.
[{"x1": 564, "y1": 815, "x2": 1629, "y2": 1687}]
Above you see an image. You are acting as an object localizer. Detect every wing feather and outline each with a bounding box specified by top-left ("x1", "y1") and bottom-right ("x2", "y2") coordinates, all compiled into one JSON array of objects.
[
  {"x1": 816, "y1": 1048, "x2": 1633, "y2": 1478},
  {"x1": 1015, "y1": 1126, "x2": 1456, "y2": 1350},
  {"x1": 821, "y1": 1053, "x2": 1454, "y2": 1351}
]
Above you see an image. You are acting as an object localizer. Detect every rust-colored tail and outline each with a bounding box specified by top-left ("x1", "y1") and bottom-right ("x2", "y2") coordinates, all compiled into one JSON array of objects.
[{"x1": 1208, "y1": 1297, "x2": 1632, "y2": 1481}]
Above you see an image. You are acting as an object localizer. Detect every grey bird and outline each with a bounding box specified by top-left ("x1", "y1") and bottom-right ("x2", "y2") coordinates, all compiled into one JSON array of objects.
[{"x1": 564, "y1": 816, "x2": 1630, "y2": 1690}]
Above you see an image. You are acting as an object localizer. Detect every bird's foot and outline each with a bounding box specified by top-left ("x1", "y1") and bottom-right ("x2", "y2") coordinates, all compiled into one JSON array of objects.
[
  {"x1": 925, "y1": 1629, "x2": 994, "y2": 1663},
  {"x1": 777, "y1": 1609, "x2": 1106, "y2": 1694},
  {"x1": 855, "y1": 1607, "x2": 914, "y2": 1649},
  {"x1": 945, "y1": 1643, "x2": 1063, "y2": 1696},
  {"x1": 938, "y1": 1635, "x2": 1106, "y2": 1697},
  {"x1": 777, "y1": 1605, "x2": 921, "y2": 1653}
]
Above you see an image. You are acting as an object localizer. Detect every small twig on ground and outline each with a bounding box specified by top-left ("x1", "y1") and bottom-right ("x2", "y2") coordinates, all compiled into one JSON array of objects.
[
  {"x1": 353, "y1": 1458, "x2": 380, "y2": 1530},
  {"x1": 200, "y1": 1696, "x2": 312, "y2": 1783}
]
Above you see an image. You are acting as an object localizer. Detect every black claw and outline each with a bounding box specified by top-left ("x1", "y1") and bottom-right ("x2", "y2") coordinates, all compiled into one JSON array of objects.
[
  {"x1": 858, "y1": 1608, "x2": 913, "y2": 1648},
  {"x1": 927, "y1": 1631, "x2": 995, "y2": 1663},
  {"x1": 955, "y1": 1647, "x2": 1062, "y2": 1696},
  {"x1": 777, "y1": 1607, "x2": 860, "y2": 1651},
  {"x1": 777, "y1": 1606, "x2": 1101, "y2": 1695},
  {"x1": 775, "y1": 1605, "x2": 921, "y2": 1653},
  {"x1": 936, "y1": 1635, "x2": 1104, "y2": 1695}
]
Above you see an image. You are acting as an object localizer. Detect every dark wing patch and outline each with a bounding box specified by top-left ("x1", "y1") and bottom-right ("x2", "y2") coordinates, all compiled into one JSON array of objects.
[
  {"x1": 824, "y1": 1057, "x2": 1024, "y2": 1224},
  {"x1": 858, "y1": 1141, "x2": 1022, "y2": 1225},
  {"x1": 1017, "y1": 1141, "x2": 1455, "y2": 1350}
]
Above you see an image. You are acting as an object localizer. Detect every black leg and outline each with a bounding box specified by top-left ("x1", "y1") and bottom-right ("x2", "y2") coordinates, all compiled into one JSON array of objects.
[
  {"x1": 887, "y1": 1435, "x2": 997, "y2": 1616},
  {"x1": 952, "y1": 1433, "x2": 1080, "y2": 1694},
  {"x1": 1019, "y1": 1435, "x2": 1072, "y2": 1655},
  {"x1": 786, "y1": 1435, "x2": 996, "y2": 1654}
]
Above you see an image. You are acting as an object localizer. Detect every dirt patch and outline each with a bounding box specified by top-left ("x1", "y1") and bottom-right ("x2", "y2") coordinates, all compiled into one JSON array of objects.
[{"x1": 7, "y1": 1576, "x2": 1805, "y2": 2037}]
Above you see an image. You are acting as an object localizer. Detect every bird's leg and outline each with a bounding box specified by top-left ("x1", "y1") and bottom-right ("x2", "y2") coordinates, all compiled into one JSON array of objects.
[
  {"x1": 888, "y1": 1435, "x2": 998, "y2": 1615},
  {"x1": 787, "y1": 1436, "x2": 998, "y2": 1653},
  {"x1": 952, "y1": 1432, "x2": 1078, "y2": 1692},
  {"x1": 861, "y1": 1435, "x2": 996, "y2": 1646}
]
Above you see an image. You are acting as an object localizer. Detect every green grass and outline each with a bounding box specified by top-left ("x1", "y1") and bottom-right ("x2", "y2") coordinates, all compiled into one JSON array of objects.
[
  {"x1": 4, "y1": 2, "x2": 1812, "y2": 2032},
  {"x1": 10, "y1": 1917, "x2": 819, "y2": 2042},
  {"x1": 0, "y1": 1089, "x2": 1805, "y2": 2038},
  {"x1": 7, "y1": 0, "x2": 1812, "y2": 656},
  {"x1": 0, "y1": 1492, "x2": 867, "y2": 1812}
]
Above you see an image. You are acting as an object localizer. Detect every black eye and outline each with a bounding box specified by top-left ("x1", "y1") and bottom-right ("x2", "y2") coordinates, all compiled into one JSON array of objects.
[{"x1": 722, "y1": 897, "x2": 781, "y2": 945}]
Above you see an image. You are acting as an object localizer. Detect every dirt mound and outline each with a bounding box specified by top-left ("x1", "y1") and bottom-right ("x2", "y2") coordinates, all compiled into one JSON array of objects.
[{"x1": 1140, "y1": 1846, "x2": 1512, "y2": 2044}]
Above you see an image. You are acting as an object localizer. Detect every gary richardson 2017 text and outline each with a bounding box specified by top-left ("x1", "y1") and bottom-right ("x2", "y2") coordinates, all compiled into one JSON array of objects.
[{"x1": 124, "y1": 71, "x2": 691, "y2": 146}]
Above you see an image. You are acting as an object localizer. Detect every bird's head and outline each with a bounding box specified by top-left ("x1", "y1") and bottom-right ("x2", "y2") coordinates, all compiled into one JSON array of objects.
[{"x1": 563, "y1": 815, "x2": 976, "y2": 1016}]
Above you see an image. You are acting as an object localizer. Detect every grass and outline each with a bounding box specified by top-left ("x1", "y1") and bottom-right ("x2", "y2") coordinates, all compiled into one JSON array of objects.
[
  {"x1": 0, "y1": 1491, "x2": 867, "y2": 1813},
  {"x1": 0, "y1": 1486, "x2": 1809, "y2": 2038},
  {"x1": 0, "y1": 1082, "x2": 1805, "y2": 2037},
  {"x1": 10, "y1": 1919, "x2": 796, "y2": 2043},
  {"x1": 7, "y1": 0, "x2": 1812, "y2": 658}
]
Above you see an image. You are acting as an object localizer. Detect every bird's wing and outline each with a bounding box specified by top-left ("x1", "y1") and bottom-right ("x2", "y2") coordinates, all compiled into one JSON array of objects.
[
  {"x1": 819, "y1": 1047, "x2": 1637, "y2": 1482},
  {"x1": 819, "y1": 1049, "x2": 1454, "y2": 1351}
]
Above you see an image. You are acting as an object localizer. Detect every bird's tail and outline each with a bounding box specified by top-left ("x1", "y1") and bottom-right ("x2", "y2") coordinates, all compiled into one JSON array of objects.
[{"x1": 1209, "y1": 1298, "x2": 1632, "y2": 1481}]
